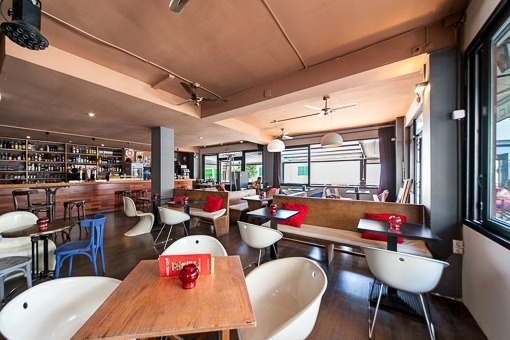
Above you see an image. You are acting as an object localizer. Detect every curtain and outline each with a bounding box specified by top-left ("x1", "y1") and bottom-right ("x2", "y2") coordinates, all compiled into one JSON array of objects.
[
  {"x1": 272, "y1": 152, "x2": 281, "y2": 188},
  {"x1": 378, "y1": 127, "x2": 397, "y2": 201}
]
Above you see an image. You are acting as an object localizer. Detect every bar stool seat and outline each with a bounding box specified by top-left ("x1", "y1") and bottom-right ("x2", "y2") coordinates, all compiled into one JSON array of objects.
[{"x1": 0, "y1": 255, "x2": 32, "y2": 303}]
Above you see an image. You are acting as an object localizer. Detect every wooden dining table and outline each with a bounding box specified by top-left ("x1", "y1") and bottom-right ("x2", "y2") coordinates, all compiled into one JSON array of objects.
[
  {"x1": 72, "y1": 255, "x2": 256, "y2": 339},
  {"x1": 1, "y1": 219, "x2": 77, "y2": 278}
]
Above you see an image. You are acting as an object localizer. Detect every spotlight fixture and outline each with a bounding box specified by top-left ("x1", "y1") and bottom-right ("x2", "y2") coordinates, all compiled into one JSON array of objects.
[
  {"x1": 88, "y1": 112, "x2": 95, "y2": 117},
  {"x1": 0, "y1": 0, "x2": 49, "y2": 50},
  {"x1": 414, "y1": 81, "x2": 429, "y2": 93},
  {"x1": 169, "y1": 0, "x2": 189, "y2": 13}
]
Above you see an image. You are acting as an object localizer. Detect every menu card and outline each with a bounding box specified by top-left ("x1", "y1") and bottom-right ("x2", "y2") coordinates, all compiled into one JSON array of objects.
[{"x1": 158, "y1": 253, "x2": 213, "y2": 277}]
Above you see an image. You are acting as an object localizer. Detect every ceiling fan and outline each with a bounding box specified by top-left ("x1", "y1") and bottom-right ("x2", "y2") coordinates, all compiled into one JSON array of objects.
[
  {"x1": 177, "y1": 82, "x2": 228, "y2": 106},
  {"x1": 273, "y1": 94, "x2": 357, "y2": 123},
  {"x1": 276, "y1": 128, "x2": 293, "y2": 140}
]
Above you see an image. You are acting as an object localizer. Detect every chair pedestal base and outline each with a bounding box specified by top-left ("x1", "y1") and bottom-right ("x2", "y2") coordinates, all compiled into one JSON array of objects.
[{"x1": 369, "y1": 280, "x2": 424, "y2": 317}]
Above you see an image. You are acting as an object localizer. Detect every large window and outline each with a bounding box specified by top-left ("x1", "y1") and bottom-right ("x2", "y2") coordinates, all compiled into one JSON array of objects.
[
  {"x1": 466, "y1": 2, "x2": 510, "y2": 244},
  {"x1": 281, "y1": 140, "x2": 380, "y2": 186}
]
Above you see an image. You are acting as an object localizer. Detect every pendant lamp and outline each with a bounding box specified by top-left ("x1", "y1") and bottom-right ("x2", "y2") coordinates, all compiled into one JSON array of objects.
[
  {"x1": 320, "y1": 132, "x2": 343, "y2": 148},
  {"x1": 267, "y1": 138, "x2": 285, "y2": 152}
]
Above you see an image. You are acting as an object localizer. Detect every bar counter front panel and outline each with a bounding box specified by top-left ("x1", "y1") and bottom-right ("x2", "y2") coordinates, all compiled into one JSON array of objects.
[{"x1": 0, "y1": 180, "x2": 152, "y2": 217}]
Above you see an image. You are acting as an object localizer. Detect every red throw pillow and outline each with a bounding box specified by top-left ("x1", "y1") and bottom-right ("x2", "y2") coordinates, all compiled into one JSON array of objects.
[
  {"x1": 279, "y1": 203, "x2": 309, "y2": 228},
  {"x1": 204, "y1": 195, "x2": 223, "y2": 212},
  {"x1": 167, "y1": 195, "x2": 186, "y2": 208},
  {"x1": 361, "y1": 212, "x2": 407, "y2": 243}
]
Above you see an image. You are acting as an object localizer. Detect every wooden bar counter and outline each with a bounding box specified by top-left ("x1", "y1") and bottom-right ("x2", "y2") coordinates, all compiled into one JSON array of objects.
[{"x1": 0, "y1": 180, "x2": 151, "y2": 218}]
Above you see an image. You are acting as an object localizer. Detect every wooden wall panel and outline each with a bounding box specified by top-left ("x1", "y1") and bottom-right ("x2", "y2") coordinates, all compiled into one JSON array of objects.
[{"x1": 0, "y1": 181, "x2": 151, "y2": 219}]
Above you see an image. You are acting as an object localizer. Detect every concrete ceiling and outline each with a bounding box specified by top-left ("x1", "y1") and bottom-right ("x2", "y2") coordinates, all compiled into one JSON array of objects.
[{"x1": 0, "y1": 0, "x2": 468, "y2": 151}]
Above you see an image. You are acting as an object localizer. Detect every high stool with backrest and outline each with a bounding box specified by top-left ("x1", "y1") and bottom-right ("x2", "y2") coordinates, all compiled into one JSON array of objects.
[
  {"x1": 12, "y1": 189, "x2": 53, "y2": 221},
  {"x1": 54, "y1": 214, "x2": 107, "y2": 278},
  {"x1": 63, "y1": 199, "x2": 87, "y2": 240},
  {"x1": 136, "y1": 189, "x2": 151, "y2": 212}
]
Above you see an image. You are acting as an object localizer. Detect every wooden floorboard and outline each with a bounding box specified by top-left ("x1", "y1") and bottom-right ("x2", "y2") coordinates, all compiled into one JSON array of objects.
[{"x1": 3, "y1": 211, "x2": 487, "y2": 339}]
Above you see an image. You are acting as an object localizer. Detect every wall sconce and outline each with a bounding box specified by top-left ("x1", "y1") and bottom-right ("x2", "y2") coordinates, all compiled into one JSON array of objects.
[{"x1": 414, "y1": 81, "x2": 429, "y2": 93}]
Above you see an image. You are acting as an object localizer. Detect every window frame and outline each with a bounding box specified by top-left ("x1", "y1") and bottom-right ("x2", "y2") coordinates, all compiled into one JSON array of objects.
[
  {"x1": 280, "y1": 140, "x2": 380, "y2": 187},
  {"x1": 465, "y1": 1, "x2": 510, "y2": 249}
]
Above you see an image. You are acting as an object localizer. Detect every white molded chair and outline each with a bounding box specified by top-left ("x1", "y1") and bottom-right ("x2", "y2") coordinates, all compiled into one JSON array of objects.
[
  {"x1": 162, "y1": 235, "x2": 227, "y2": 257},
  {"x1": 238, "y1": 221, "x2": 283, "y2": 268},
  {"x1": 238, "y1": 257, "x2": 327, "y2": 340},
  {"x1": 362, "y1": 246, "x2": 449, "y2": 340},
  {"x1": 0, "y1": 276, "x2": 120, "y2": 340},
  {"x1": 123, "y1": 196, "x2": 155, "y2": 236},
  {"x1": 154, "y1": 207, "x2": 190, "y2": 249},
  {"x1": 0, "y1": 211, "x2": 57, "y2": 274}
]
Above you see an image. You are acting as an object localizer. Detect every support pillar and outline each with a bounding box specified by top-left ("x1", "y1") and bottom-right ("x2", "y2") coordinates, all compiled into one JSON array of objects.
[{"x1": 151, "y1": 127, "x2": 174, "y2": 197}]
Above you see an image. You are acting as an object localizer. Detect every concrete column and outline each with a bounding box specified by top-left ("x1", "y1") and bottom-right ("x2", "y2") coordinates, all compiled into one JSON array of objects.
[{"x1": 151, "y1": 127, "x2": 174, "y2": 197}]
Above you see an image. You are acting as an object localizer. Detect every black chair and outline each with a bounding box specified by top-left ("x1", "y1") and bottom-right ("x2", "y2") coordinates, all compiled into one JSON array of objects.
[{"x1": 12, "y1": 189, "x2": 53, "y2": 221}]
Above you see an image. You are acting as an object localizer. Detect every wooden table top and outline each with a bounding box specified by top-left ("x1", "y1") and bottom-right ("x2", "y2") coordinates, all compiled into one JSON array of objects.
[
  {"x1": 72, "y1": 256, "x2": 256, "y2": 339},
  {"x1": 247, "y1": 207, "x2": 299, "y2": 221},
  {"x1": 241, "y1": 195, "x2": 273, "y2": 202},
  {"x1": 0, "y1": 219, "x2": 77, "y2": 238},
  {"x1": 357, "y1": 218, "x2": 441, "y2": 242}
]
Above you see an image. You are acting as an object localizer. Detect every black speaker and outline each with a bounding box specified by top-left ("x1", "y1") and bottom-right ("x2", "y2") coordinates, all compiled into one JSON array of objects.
[{"x1": 0, "y1": 0, "x2": 48, "y2": 50}]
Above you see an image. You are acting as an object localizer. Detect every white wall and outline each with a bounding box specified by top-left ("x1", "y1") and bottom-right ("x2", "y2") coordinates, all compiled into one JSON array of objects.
[
  {"x1": 463, "y1": 227, "x2": 510, "y2": 340},
  {"x1": 462, "y1": 1, "x2": 509, "y2": 339}
]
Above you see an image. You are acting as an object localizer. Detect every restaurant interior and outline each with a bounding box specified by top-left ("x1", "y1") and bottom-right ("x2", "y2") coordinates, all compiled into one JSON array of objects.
[{"x1": 0, "y1": 0, "x2": 509, "y2": 339}]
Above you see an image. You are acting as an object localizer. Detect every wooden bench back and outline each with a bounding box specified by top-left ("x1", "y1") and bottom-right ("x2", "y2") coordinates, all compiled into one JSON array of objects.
[
  {"x1": 173, "y1": 189, "x2": 229, "y2": 211},
  {"x1": 228, "y1": 189, "x2": 257, "y2": 205},
  {"x1": 272, "y1": 195, "x2": 427, "y2": 233}
]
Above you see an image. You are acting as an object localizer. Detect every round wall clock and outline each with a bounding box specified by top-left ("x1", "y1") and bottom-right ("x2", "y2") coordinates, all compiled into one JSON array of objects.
[{"x1": 125, "y1": 148, "x2": 134, "y2": 158}]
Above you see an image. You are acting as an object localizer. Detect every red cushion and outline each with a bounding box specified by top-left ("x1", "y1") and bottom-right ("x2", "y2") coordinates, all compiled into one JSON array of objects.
[
  {"x1": 167, "y1": 196, "x2": 186, "y2": 208},
  {"x1": 204, "y1": 195, "x2": 223, "y2": 212},
  {"x1": 279, "y1": 203, "x2": 309, "y2": 228},
  {"x1": 361, "y1": 212, "x2": 407, "y2": 243}
]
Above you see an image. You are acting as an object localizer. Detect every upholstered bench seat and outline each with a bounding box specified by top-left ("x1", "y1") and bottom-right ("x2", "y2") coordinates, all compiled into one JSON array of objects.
[
  {"x1": 229, "y1": 202, "x2": 249, "y2": 222},
  {"x1": 262, "y1": 221, "x2": 432, "y2": 265},
  {"x1": 188, "y1": 208, "x2": 229, "y2": 236}
]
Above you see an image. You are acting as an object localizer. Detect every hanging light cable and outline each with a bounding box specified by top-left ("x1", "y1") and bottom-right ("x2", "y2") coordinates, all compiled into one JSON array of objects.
[
  {"x1": 42, "y1": 132, "x2": 53, "y2": 161},
  {"x1": 90, "y1": 138, "x2": 98, "y2": 162},
  {"x1": 320, "y1": 102, "x2": 344, "y2": 147}
]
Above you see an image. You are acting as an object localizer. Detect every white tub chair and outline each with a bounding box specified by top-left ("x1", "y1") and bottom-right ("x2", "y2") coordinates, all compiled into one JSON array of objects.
[
  {"x1": 162, "y1": 235, "x2": 227, "y2": 257},
  {"x1": 238, "y1": 257, "x2": 328, "y2": 340},
  {"x1": 0, "y1": 211, "x2": 56, "y2": 274},
  {"x1": 0, "y1": 276, "x2": 121, "y2": 340}
]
